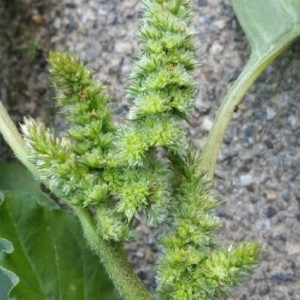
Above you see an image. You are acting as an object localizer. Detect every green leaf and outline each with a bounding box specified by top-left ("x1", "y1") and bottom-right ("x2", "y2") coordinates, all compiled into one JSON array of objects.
[
  {"x1": 0, "y1": 163, "x2": 119, "y2": 300},
  {"x1": 232, "y1": 0, "x2": 300, "y2": 57},
  {"x1": 201, "y1": 0, "x2": 300, "y2": 176},
  {"x1": 0, "y1": 236, "x2": 19, "y2": 300},
  {"x1": 0, "y1": 161, "x2": 58, "y2": 210}
]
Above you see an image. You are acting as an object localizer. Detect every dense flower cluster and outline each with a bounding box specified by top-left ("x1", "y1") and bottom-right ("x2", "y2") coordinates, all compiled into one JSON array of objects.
[
  {"x1": 156, "y1": 148, "x2": 259, "y2": 299},
  {"x1": 21, "y1": 0, "x2": 259, "y2": 298},
  {"x1": 119, "y1": 0, "x2": 198, "y2": 165}
]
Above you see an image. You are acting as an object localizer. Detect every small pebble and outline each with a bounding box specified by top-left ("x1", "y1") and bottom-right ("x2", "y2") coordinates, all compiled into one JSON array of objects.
[
  {"x1": 264, "y1": 139, "x2": 274, "y2": 149},
  {"x1": 272, "y1": 273, "x2": 295, "y2": 282},
  {"x1": 202, "y1": 116, "x2": 213, "y2": 131},
  {"x1": 32, "y1": 14, "x2": 43, "y2": 25},
  {"x1": 136, "y1": 250, "x2": 144, "y2": 258},
  {"x1": 53, "y1": 18, "x2": 61, "y2": 29},
  {"x1": 265, "y1": 205, "x2": 277, "y2": 218},
  {"x1": 211, "y1": 43, "x2": 224, "y2": 56},
  {"x1": 282, "y1": 193, "x2": 290, "y2": 202},
  {"x1": 258, "y1": 282, "x2": 270, "y2": 296},
  {"x1": 243, "y1": 124, "x2": 256, "y2": 137},
  {"x1": 240, "y1": 174, "x2": 253, "y2": 187},
  {"x1": 288, "y1": 115, "x2": 298, "y2": 129},
  {"x1": 213, "y1": 19, "x2": 226, "y2": 30},
  {"x1": 266, "y1": 107, "x2": 277, "y2": 120},
  {"x1": 197, "y1": 0, "x2": 207, "y2": 7},
  {"x1": 266, "y1": 191, "x2": 277, "y2": 202}
]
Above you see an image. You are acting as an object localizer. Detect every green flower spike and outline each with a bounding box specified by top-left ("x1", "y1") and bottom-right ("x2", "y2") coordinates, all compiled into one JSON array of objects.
[
  {"x1": 48, "y1": 51, "x2": 115, "y2": 159},
  {"x1": 118, "y1": 0, "x2": 198, "y2": 165},
  {"x1": 21, "y1": 54, "x2": 132, "y2": 241},
  {"x1": 157, "y1": 147, "x2": 260, "y2": 299}
]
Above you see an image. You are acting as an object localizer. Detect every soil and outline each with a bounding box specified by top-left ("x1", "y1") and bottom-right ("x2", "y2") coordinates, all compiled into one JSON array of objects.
[{"x1": 0, "y1": 0, "x2": 299, "y2": 299}]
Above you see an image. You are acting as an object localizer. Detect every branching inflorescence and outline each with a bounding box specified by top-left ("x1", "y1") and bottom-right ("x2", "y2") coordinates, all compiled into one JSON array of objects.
[{"x1": 21, "y1": 0, "x2": 259, "y2": 299}]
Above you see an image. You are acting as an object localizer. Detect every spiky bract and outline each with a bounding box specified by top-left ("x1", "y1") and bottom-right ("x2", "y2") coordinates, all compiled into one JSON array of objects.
[
  {"x1": 156, "y1": 148, "x2": 259, "y2": 299},
  {"x1": 118, "y1": 0, "x2": 198, "y2": 165}
]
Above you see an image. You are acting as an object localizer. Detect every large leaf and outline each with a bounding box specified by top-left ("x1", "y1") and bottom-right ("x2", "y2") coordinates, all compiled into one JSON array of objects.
[
  {"x1": 232, "y1": 0, "x2": 300, "y2": 57},
  {"x1": 201, "y1": 0, "x2": 300, "y2": 176},
  {"x1": 0, "y1": 162, "x2": 119, "y2": 300}
]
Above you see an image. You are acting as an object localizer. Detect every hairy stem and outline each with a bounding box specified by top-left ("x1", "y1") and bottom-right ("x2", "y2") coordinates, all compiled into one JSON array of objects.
[
  {"x1": 0, "y1": 101, "x2": 37, "y2": 176},
  {"x1": 77, "y1": 209, "x2": 153, "y2": 300}
]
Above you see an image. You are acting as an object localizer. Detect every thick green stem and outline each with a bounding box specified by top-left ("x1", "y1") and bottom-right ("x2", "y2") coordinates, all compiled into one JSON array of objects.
[
  {"x1": 200, "y1": 55, "x2": 259, "y2": 178},
  {"x1": 200, "y1": 42, "x2": 292, "y2": 178},
  {"x1": 76, "y1": 209, "x2": 153, "y2": 300},
  {"x1": 0, "y1": 101, "x2": 37, "y2": 177}
]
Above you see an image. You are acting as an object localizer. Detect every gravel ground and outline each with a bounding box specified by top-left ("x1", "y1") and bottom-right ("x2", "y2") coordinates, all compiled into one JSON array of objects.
[{"x1": 1, "y1": 0, "x2": 299, "y2": 299}]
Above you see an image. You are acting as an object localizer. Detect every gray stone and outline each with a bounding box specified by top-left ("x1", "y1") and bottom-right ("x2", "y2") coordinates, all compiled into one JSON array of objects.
[
  {"x1": 240, "y1": 174, "x2": 253, "y2": 187},
  {"x1": 266, "y1": 107, "x2": 277, "y2": 120}
]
